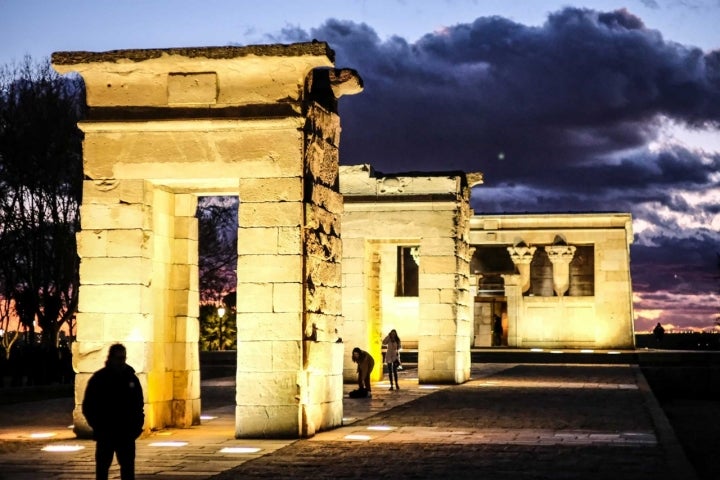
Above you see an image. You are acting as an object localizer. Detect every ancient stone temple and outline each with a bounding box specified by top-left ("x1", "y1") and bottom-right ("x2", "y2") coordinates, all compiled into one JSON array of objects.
[
  {"x1": 53, "y1": 42, "x2": 362, "y2": 438},
  {"x1": 340, "y1": 165, "x2": 483, "y2": 384},
  {"x1": 470, "y1": 213, "x2": 635, "y2": 349},
  {"x1": 339, "y1": 167, "x2": 635, "y2": 359},
  {"x1": 52, "y1": 40, "x2": 636, "y2": 442}
]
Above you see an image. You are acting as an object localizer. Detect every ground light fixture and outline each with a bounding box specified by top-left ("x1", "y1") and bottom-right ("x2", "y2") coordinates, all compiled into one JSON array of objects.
[
  {"x1": 28, "y1": 432, "x2": 56, "y2": 439},
  {"x1": 366, "y1": 425, "x2": 395, "y2": 431},
  {"x1": 343, "y1": 434, "x2": 372, "y2": 441},
  {"x1": 149, "y1": 441, "x2": 188, "y2": 447},
  {"x1": 41, "y1": 444, "x2": 84, "y2": 452},
  {"x1": 219, "y1": 446, "x2": 262, "y2": 454}
]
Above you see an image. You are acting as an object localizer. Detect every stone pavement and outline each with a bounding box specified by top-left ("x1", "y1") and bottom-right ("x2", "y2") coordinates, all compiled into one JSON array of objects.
[{"x1": 0, "y1": 363, "x2": 698, "y2": 480}]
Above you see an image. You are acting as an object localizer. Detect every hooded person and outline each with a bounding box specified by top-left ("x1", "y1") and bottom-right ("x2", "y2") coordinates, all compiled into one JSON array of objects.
[{"x1": 82, "y1": 343, "x2": 144, "y2": 480}]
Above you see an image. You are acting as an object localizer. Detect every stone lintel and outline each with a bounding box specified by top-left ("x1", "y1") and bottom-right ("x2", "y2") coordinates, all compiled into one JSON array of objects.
[
  {"x1": 340, "y1": 164, "x2": 476, "y2": 198},
  {"x1": 52, "y1": 42, "x2": 335, "y2": 65},
  {"x1": 52, "y1": 42, "x2": 336, "y2": 109}
]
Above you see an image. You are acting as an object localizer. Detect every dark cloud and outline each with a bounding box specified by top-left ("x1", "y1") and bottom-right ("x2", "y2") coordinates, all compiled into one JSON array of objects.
[
  {"x1": 632, "y1": 233, "x2": 719, "y2": 293},
  {"x1": 288, "y1": 7, "x2": 720, "y2": 178},
  {"x1": 274, "y1": 7, "x2": 720, "y2": 328}
]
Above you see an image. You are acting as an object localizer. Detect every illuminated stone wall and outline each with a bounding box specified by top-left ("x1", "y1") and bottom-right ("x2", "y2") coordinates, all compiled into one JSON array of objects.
[
  {"x1": 54, "y1": 43, "x2": 362, "y2": 438},
  {"x1": 340, "y1": 165, "x2": 481, "y2": 384},
  {"x1": 469, "y1": 213, "x2": 635, "y2": 349}
]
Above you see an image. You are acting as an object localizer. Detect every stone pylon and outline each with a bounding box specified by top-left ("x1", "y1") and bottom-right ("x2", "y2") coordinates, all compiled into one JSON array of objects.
[{"x1": 53, "y1": 42, "x2": 362, "y2": 438}]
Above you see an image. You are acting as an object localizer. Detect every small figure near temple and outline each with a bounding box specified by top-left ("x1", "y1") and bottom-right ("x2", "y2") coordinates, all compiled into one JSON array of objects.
[
  {"x1": 492, "y1": 314, "x2": 503, "y2": 346},
  {"x1": 383, "y1": 329, "x2": 401, "y2": 390},
  {"x1": 653, "y1": 322, "x2": 665, "y2": 345},
  {"x1": 83, "y1": 343, "x2": 144, "y2": 480},
  {"x1": 350, "y1": 347, "x2": 375, "y2": 398}
]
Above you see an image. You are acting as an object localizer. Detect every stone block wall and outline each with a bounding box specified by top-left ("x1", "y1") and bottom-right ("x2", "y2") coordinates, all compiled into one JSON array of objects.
[
  {"x1": 340, "y1": 166, "x2": 478, "y2": 384},
  {"x1": 55, "y1": 43, "x2": 363, "y2": 439}
]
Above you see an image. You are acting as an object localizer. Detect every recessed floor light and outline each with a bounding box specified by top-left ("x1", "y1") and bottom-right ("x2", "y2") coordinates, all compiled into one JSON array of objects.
[
  {"x1": 149, "y1": 441, "x2": 188, "y2": 447},
  {"x1": 42, "y1": 444, "x2": 84, "y2": 452},
  {"x1": 220, "y1": 446, "x2": 262, "y2": 454},
  {"x1": 344, "y1": 434, "x2": 371, "y2": 441}
]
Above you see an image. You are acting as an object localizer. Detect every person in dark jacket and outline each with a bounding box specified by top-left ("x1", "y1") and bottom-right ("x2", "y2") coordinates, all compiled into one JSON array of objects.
[
  {"x1": 83, "y1": 343, "x2": 144, "y2": 480},
  {"x1": 351, "y1": 347, "x2": 375, "y2": 396}
]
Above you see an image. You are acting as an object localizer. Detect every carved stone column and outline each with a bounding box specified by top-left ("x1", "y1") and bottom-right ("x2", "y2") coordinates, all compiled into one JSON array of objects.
[
  {"x1": 545, "y1": 245, "x2": 576, "y2": 297},
  {"x1": 507, "y1": 244, "x2": 536, "y2": 293}
]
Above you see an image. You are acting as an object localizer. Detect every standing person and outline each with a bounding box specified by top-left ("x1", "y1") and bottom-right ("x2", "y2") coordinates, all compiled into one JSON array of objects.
[
  {"x1": 351, "y1": 347, "x2": 375, "y2": 397},
  {"x1": 492, "y1": 314, "x2": 503, "y2": 346},
  {"x1": 83, "y1": 343, "x2": 144, "y2": 480},
  {"x1": 653, "y1": 322, "x2": 665, "y2": 345},
  {"x1": 382, "y1": 329, "x2": 401, "y2": 390}
]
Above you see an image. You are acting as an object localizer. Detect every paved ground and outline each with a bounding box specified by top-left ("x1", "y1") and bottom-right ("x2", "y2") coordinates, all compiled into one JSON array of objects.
[{"x1": 0, "y1": 363, "x2": 699, "y2": 480}]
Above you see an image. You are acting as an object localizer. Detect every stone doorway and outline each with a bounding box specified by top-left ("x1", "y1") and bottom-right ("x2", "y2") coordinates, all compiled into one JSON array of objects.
[{"x1": 53, "y1": 42, "x2": 362, "y2": 438}]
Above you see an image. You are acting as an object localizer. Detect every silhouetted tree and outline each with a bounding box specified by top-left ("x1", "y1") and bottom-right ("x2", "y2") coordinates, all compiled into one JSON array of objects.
[
  {"x1": 0, "y1": 56, "x2": 84, "y2": 376},
  {"x1": 197, "y1": 196, "x2": 237, "y2": 304}
]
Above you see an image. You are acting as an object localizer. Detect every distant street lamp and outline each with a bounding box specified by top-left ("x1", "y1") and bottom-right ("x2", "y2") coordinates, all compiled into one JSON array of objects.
[{"x1": 216, "y1": 306, "x2": 227, "y2": 351}]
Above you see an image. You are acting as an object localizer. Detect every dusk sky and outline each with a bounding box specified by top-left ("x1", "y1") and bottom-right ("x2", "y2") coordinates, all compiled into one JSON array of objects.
[{"x1": 2, "y1": 0, "x2": 719, "y2": 332}]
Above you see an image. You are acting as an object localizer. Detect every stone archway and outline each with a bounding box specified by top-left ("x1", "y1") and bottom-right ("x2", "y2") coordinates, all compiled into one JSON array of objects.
[{"x1": 53, "y1": 43, "x2": 362, "y2": 438}]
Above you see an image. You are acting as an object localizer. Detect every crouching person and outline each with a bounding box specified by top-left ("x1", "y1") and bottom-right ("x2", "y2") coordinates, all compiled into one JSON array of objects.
[{"x1": 350, "y1": 347, "x2": 375, "y2": 398}]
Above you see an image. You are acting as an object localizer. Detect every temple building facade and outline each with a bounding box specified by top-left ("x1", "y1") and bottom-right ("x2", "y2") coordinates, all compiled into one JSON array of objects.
[
  {"x1": 340, "y1": 165, "x2": 635, "y2": 371},
  {"x1": 469, "y1": 213, "x2": 635, "y2": 349}
]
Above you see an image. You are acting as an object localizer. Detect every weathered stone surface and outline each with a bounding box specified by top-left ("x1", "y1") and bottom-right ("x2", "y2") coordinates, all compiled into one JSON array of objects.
[
  {"x1": 235, "y1": 283, "x2": 274, "y2": 313},
  {"x1": 239, "y1": 202, "x2": 303, "y2": 228},
  {"x1": 306, "y1": 259, "x2": 342, "y2": 287},
  {"x1": 174, "y1": 316, "x2": 199, "y2": 343},
  {"x1": 236, "y1": 312, "x2": 302, "y2": 342},
  {"x1": 237, "y1": 255, "x2": 303, "y2": 283},
  {"x1": 305, "y1": 203, "x2": 340, "y2": 235},
  {"x1": 81, "y1": 178, "x2": 147, "y2": 205},
  {"x1": 305, "y1": 231, "x2": 341, "y2": 262},
  {"x1": 235, "y1": 405, "x2": 300, "y2": 438},
  {"x1": 80, "y1": 203, "x2": 148, "y2": 230},
  {"x1": 273, "y1": 282, "x2": 304, "y2": 313},
  {"x1": 167, "y1": 72, "x2": 217, "y2": 105},
  {"x1": 81, "y1": 124, "x2": 305, "y2": 181},
  {"x1": 306, "y1": 285, "x2": 343, "y2": 315},
  {"x1": 239, "y1": 177, "x2": 303, "y2": 203}
]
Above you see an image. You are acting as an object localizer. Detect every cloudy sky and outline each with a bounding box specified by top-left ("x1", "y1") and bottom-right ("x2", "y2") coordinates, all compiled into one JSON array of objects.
[{"x1": 2, "y1": 0, "x2": 719, "y2": 331}]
